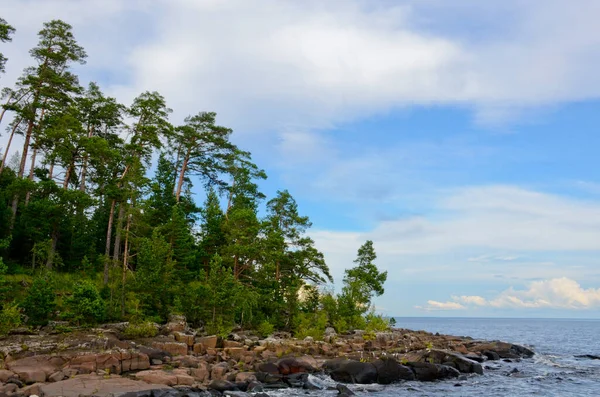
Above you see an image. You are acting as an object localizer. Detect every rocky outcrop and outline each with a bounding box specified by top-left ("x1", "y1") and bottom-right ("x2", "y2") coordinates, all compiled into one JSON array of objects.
[{"x1": 372, "y1": 357, "x2": 415, "y2": 383}]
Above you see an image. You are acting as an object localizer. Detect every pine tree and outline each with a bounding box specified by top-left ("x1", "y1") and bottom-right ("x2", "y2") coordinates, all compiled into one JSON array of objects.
[{"x1": 0, "y1": 17, "x2": 15, "y2": 75}]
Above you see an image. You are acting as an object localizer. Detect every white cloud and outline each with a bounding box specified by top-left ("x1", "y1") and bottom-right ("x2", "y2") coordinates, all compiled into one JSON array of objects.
[
  {"x1": 416, "y1": 300, "x2": 466, "y2": 311},
  {"x1": 3, "y1": 0, "x2": 600, "y2": 135},
  {"x1": 419, "y1": 278, "x2": 600, "y2": 311}
]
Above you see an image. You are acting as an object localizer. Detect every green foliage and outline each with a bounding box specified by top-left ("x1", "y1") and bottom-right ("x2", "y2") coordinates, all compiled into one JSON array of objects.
[
  {"x1": 123, "y1": 321, "x2": 158, "y2": 339},
  {"x1": 0, "y1": 302, "x2": 22, "y2": 335},
  {"x1": 66, "y1": 280, "x2": 105, "y2": 325},
  {"x1": 364, "y1": 311, "x2": 391, "y2": 332},
  {"x1": 21, "y1": 273, "x2": 56, "y2": 326},
  {"x1": 295, "y1": 311, "x2": 329, "y2": 340},
  {"x1": 257, "y1": 320, "x2": 275, "y2": 338}
]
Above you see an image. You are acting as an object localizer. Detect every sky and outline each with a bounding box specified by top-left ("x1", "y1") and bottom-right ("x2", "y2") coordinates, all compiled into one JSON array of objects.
[{"x1": 2, "y1": 0, "x2": 600, "y2": 318}]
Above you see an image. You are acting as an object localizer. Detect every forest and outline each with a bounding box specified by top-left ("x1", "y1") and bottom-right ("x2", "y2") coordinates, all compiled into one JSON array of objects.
[{"x1": 0, "y1": 18, "x2": 389, "y2": 338}]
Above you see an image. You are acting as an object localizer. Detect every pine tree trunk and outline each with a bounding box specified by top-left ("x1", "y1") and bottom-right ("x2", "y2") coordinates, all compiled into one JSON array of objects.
[
  {"x1": 121, "y1": 213, "x2": 132, "y2": 317},
  {"x1": 0, "y1": 119, "x2": 19, "y2": 174},
  {"x1": 175, "y1": 149, "x2": 191, "y2": 202},
  {"x1": 46, "y1": 225, "x2": 59, "y2": 269},
  {"x1": 63, "y1": 160, "x2": 74, "y2": 189},
  {"x1": 79, "y1": 126, "x2": 94, "y2": 192},
  {"x1": 48, "y1": 160, "x2": 55, "y2": 180},
  {"x1": 113, "y1": 203, "x2": 125, "y2": 263},
  {"x1": 24, "y1": 145, "x2": 38, "y2": 205},
  {"x1": 103, "y1": 199, "x2": 116, "y2": 285}
]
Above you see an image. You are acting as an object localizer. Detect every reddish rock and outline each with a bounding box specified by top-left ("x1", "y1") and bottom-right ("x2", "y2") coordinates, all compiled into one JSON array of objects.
[
  {"x1": 223, "y1": 340, "x2": 243, "y2": 348},
  {"x1": 176, "y1": 374, "x2": 195, "y2": 385},
  {"x1": 135, "y1": 370, "x2": 178, "y2": 386},
  {"x1": 193, "y1": 343, "x2": 206, "y2": 354},
  {"x1": 21, "y1": 382, "x2": 44, "y2": 397},
  {"x1": 48, "y1": 370, "x2": 66, "y2": 382},
  {"x1": 14, "y1": 368, "x2": 46, "y2": 384},
  {"x1": 153, "y1": 341, "x2": 188, "y2": 356},
  {"x1": 196, "y1": 335, "x2": 218, "y2": 349},
  {"x1": 41, "y1": 374, "x2": 172, "y2": 397},
  {"x1": 210, "y1": 362, "x2": 229, "y2": 381},
  {"x1": 0, "y1": 384, "x2": 18, "y2": 395},
  {"x1": 174, "y1": 332, "x2": 195, "y2": 346},
  {"x1": 0, "y1": 369, "x2": 15, "y2": 383},
  {"x1": 235, "y1": 372, "x2": 257, "y2": 383},
  {"x1": 190, "y1": 362, "x2": 209, "y2": 382},
  {"x1": 225, "y1": 347, "x2": 246, "y2": 361}
]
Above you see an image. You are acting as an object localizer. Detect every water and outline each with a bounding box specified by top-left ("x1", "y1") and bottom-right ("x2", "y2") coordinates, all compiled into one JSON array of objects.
[{"x1": 271, "y1": 317, "x2": 600, "y2": 397}]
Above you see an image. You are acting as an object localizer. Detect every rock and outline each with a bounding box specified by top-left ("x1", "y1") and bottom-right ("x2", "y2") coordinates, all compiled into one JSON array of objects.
[
  {"x1": 5, "y1": 377, "x2": 24, "y2": 388},
  {"x1": 135, "y1": 370, "x2": 179, "y2": 386},
  {"x1": 407, "y1": 362, "x2": 460, "y2": 382},
  {"x1": 329, "y1": 361, "x2": 378, "y2": 384},
  {"x1": 235, "y1": 372, "x2": 257, "y2": 383},
  {"x1": 0, "y1": 384, "x2": 18, "y2": 395},
  {"x1": 575, "y1": 354, "x2": 600, "y2": 360},
  {"x1": 208, "y1": 380, "x2": 239, "y2": 392},
  {"x1": 211, "y1": 362, "x2": 229, "y2": 381},
  {"x1": 41, "y1": 375, "x2": 172, "y2": 397},
  {"x1": 304, "y1": 336, "x2": 314, "y2": 343},
  {"x1": 464, "y1": 353, "x2": 485, "y2": 363},
  {"x1": 255, "y1": 372, "x2": 283, "y2": 385},
  {"x1": 196, "y1": 335, "x2": 219, "y2": 349},
  {"x1": 138, "y1": 346, "x2": 171, "y2": 362},
  {"x1": 48, "y1": 370, "x2": 65, "y2": 382},
  {"x1": 336, "y1": 383, "x2": 355, "y2": 396},
  {"x1": 0, "y1": 370, "x2": 15, "y2": 383},
  {"x1": 277, "y1": 357, "x2": 314, "y2": 375},
  {"x1": 14, "y1": 368, "x2": 46, "y2": 384},
  {"x1": 224, "y1": 340, "x2": 243, "y2": 348},
  {"x1": 257, "y1": 362, "x2": 279, "y2": 375},
  {"x1": 153, "y1": 341, "x2": 188, "y2": 356},
  {"x1": 325, "y1": 327, "x2": 337, "y2": 336},
  {"x1": 372, "y1": 358, "x2": 415, "y2": 383},
  {"x1": 322, "y1": 358, "x2": 351, "y2": 373},
  {"x1": 21, "y1": 383, "x2": 44, "y2": 397},
  {"x1": 482, "y1": 350, "x2": 501, "y2": 361},
  {"x1": 428, "y1": 349, "x2": 484, "y2": 374},
  {"x1": 470, "y1": 341, "x2": 534, "y2": 359},
  {"x1": 190, "y1": 362, "x2": 210, "y2": 382},
  {"x1": 247, "y1": 381, "x2": 264, "y2": 392},
  {"x1": 284, "y1": 372, "x2": 308, "y2": 388}
]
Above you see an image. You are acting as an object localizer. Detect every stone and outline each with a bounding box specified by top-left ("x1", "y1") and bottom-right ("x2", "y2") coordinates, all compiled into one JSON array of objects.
[
  {"x1": 235, "y1": 372, "x2": 257, "y2": 383},
  {"x1": 277, "y1": 357, "x2": 314, "y2": 375},
  {"x1": 0, "y1": 370, "x2": 15, "y2": 383},
  {"x1": 0, "y1": 384, "x2": 18, "y2": 395},
  {"x1": 21, "y1": 382, "x2": 44, "y2": 397},
  {"x1": 193, "y1": 343, "x2": 206, "y2": 355},
  {"x1": 196, "y1": 335, "x2": 219, "y2": 349},
  {"x1": 14, "y1": 368, "x2": 46, "y2": 384},
  {"x1": 154, "y1": 342, "x2": 188, "y2": 356},
  {"x1": 329, "y1": 361, "x2": 378, "y2": 384},
  {"x1": 176, "y1": 374, "x2": 195, "y2": 385},
  {"x1": 482, "y1": 350, "x2": 501, "y2": 361},
  {"x1": 224, "y1": 340, "x2": 243, "y2": 348},
  {"x1": 224, "y1": 392, "x2": 250, "y2": 397},
  {"x1": 48, "y1": 370, "x2": 65, "y2": 382},
  {"x1": 257, "y1": 362, "x2": 279, "y2": 375},
  {"x1": 304, "y1": 374, "x2": 327, "y2": 390},
  {"x1": 225, "y1": 347, "x2": 246, "y2": 361},
  {"x1": 135, "y1": 370, "x2": 179, "y2": 386},
  {"x1": 336, "y1": 383, "x2": 355, "y2": 396},
  {"x1": 372, "y1": 358, "x2": 415, "y2": 383},
  {"x1": 41, "y1": 374, "x2": 172, "y2": 397},
  {"x1": 428, "y1": 349, "x2": 483, "y2": 375},
  {"x1": 174, "y1": 332, "x2": 195, "y2": 346},
  {"x1": 211, "y1": 362, "x2": 229, "y2": 381},
  {"x1": 209, "y1": 379, "x2": 239, "y2": 392},
  {"x1": 190, "y1": 362, "x2": 210, "y2": 382},
  {"x1": 407, "y1": 362, "x2": 460, "y2": 382}
]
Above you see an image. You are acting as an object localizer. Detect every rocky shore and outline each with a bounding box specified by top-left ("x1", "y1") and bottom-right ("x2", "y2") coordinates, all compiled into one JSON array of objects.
[{"x1": 0, "y1": 316, "x2": 535, "y2": 397}]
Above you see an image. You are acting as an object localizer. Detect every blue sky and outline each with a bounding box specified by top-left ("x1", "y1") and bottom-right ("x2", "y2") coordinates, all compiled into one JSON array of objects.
[{"x1": 2, "y1": 0, "x2": 600, "y2": 317}]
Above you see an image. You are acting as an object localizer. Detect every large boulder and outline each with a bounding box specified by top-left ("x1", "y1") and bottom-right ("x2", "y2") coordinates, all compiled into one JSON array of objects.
[
  {"x1": 329, "y1": 360, "x2": 378, "y2": 384},
  {"x1": 428, "y1": 349, "x2": 483, "y2": 374},
  {"x1": 372, "y1": 358, "x2": 415, "y2": 383},
  {"x1": 209, "y1": 379, "x2": 239, "y2": 392},
  {"x1": 469, "y1": 341, "x2": 534, "y2": 359},
  {"x1": 407, "y1": 362, "x2": 460, "y2": 382},
  {"x1": 277, "y1": 357, "x2": 315, "y2": 374}
]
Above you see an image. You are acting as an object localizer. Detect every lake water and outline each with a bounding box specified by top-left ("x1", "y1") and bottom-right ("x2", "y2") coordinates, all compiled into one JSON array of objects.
[{"x1": 271, "y1": 317, "x2": 600, "y2": 397}]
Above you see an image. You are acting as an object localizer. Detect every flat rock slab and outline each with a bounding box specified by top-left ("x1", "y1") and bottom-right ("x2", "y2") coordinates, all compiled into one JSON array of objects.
[{"x1": 41, "y1": 374, "x2": 172, "y2": 397}]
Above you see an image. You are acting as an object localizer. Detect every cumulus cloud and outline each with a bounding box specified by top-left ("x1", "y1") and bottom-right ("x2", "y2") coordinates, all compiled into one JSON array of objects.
[
  {"x1": 3, "y1": 0, "x2": 600, "y2": 134},
  {"x1": 418, "y1": 278, "x2": 600, "y2": 311},
  {"x1": 416, "y1": 300, "x2": 466, "y2": 311}
]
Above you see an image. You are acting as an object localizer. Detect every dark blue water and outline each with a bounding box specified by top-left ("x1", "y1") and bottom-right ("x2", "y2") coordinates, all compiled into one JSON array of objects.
[{"x1": 272, "y1": 317, "x2": 600, "y2": 397}]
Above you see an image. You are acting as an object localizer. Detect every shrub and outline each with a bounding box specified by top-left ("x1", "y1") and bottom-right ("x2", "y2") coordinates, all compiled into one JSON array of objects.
[
  {"x1": 295, "y1": 311, "x2": 328, "y2": 340},
  {"x1": 364, "y1": 311, "x2": 391, "y2": 332},
  {"x1": 21, "y1": 273, "x2": 56, "y2": 326},
  {"x1": 66, "y1": 280, "x2": 106, "y2": 325},
  {"x1": 0, "y1": 302, "x2": 22, "y2": 335},
  {"x1": 123, "y1": 321, "x2": 158, "y2": 339},
  {"x1": 257, "y1": 320, "x2": 275, "y2": 338}
]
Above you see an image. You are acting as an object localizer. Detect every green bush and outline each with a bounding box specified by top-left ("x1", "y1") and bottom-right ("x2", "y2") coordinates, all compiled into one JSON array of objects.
[
  {"x1": 257, "y1": 320, "x2": 275, "y2": 338},
  {"x1": 0, "y1": 302, "x2": 22, "y2": 335},
  {"x1": 66, "y1": 280, "x2": 106, "y2": 325},
  {"x1": 123, "y1": 321, "x2": 158, "y2": 339},
  {"x1": 295, "y1": 311, "x2": 328, "y2": 340},
  {"x1": 21, "y1": 273, "x2": 56, "y2": 326},
  {"x1": 364, "y1": 311, "x2": 391, "y2": 332}
]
